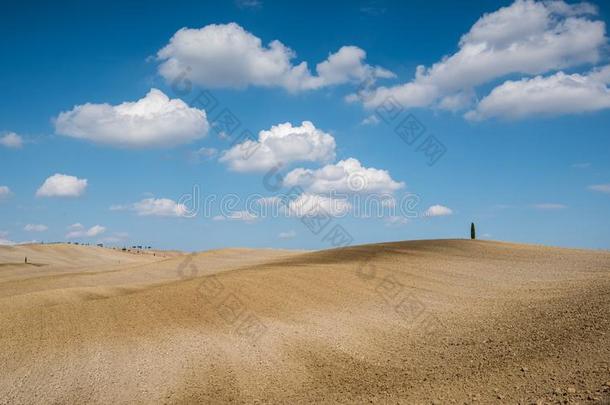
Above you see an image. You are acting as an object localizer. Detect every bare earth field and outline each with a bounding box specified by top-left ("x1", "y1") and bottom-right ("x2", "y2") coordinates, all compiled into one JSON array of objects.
[{"x1": 1, "y1": 240, "x2": 609, "y2": 404}]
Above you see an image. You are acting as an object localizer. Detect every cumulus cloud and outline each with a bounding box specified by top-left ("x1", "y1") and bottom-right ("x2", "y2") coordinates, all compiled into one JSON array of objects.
[
  {"x1": 157, "y1": 23, "x2": 392, "y2": 92},
  {"x1": 354, "y1": 0, "x2": 606, "y2": 111},
  {"x1": 55, "y1": 89, "x2": 209, "y2": 148},
  {"x1": 424, "y1": 204, "x2": 453, "y2": 217},
  {"x1": 24, "y1": 224, "x2": 48, "y2": 232},
  {"x1": 283, "y1": 158, "x2": 404, "y2": 195},
  {"x1": 588, "y1": 183, "x2": 610, "y2": 194},
  {"x1": 0, "y1": 132, "x2": 23, "y2": 148},
  {"x1": 65, "y1": 223, "x2": 106, "y2": 239},
  {"x1": 85, "y1": 225, "x2": 106, "y2": 237},
  {"x1": 36, "y1": 174, "x2": 87, "y2": 198},
  {"x1": 313, "y1": 46, "x2": 395, "y2": 88},
  {"x1": 286, "y1": 193, "x2": 352, "y2": 217},
  {"x1": 465, "y1": 66, "x2": 610, "y2": 120},
  {"x1": 112, "y1": 198, "x2": 191, "y2": 217},
  {"x1": 0, "y1": 186, "x2": 12, "y2": 200},
  {"x1": 220, "y1": 121, "x2": 336, "y2": 172}
]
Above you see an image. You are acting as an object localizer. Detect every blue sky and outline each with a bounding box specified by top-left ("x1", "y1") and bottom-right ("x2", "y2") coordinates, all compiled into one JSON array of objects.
[{"x1": 1, "y1": 0, "x2": 610, "y2": 251}]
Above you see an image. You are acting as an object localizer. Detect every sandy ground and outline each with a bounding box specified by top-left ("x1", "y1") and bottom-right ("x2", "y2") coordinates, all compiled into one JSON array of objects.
[{"x1": 1, "y1": 239, "x2": 609, "y2": 404}]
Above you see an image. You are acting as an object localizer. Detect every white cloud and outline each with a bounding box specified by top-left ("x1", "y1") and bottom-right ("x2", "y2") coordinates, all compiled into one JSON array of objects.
[
  {"x1": 283, "y1": 158, "x2": 404, "y2": 194},
  {"x1": 86, "y1": 225, "x2": 106, "y2": 237},
  {"x1": 24, "y1": 224, "x2": 48, "y2": 232},
  {"x1": 278, "y1": 230, "x2": 297, "y2": 239},
  {"x1": 424, "y1": 204, "x2": 453, "y2": 217},
  {"x1": 360, "y1": 115, "x2": 380, "y2": 126},
  {"x1": 157, "y1": 23, "x2": 392, "y2": 92},
  {"x1": 220, "y1": 121, "x2": 336, "y2": 172},
  {"x1": 571, "y1": 162, "x2": 591, "y2": 169},
  {"x1": 0, "y1": 186, "x2": 12, "y2": 200},
  {"x1": 65, "y1": 223, "x2": 106, "y2": 239},
  {"x1": 122, "y1": 198, "x2": 191, "y2": 217},
  {"x1": 588, "y1": 183, "x2": 610, "y2": 194},
  {"x1": 313, "y1": 46, "x2": 395, "y2": 88},
  {"x1": 384, "y1": 216, "x2": 409, "y2": 227},
  {"x1": 212, "y1": 211, "x2": 258, "y2": 222},
  {"x1": 0, "y1": 132, "x2": 23, "y2": 148},
  {"x1": 36, "y1": 174, "x2": 87, "y2": 198},
  {"x1": 380, "y1": 197, "x2": 397, "y2": 209},
  {"x1": 355, "y1": 0, "x2": 606, "y2": 110},
  {"x1": 111, "y1": 198, "x2": 189, "y2": 217},
  {"x1": 532, "y1": 203, "x2": 567, "y2": 209},
  {"x1": 55, "y1": 89, "x2": 209, "y2": 148},
  {"x1": 286, "y1": 193, "x2": 352, "y2": 217},
  {"x1": 437, "y1": 90, "x2": 476, "y2": 112},
  {"x1": 466, "y1": 66, "x2": 610, "y2": 120}
]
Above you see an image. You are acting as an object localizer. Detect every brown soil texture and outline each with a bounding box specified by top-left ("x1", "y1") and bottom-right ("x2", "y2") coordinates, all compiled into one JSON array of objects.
[{"x1": 1, "y1": 240, "x2": 609, "y2": 404}]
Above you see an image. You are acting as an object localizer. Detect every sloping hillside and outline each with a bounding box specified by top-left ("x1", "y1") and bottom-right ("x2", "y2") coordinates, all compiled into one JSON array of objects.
[{"x1": 1, "y1": 240, "x2": 609, "y2": 404}]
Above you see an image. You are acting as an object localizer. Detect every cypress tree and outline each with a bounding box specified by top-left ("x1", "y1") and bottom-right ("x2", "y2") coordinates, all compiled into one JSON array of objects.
[{"x1": 470, "y1": 223, "x2": 476, "y2": 240}]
